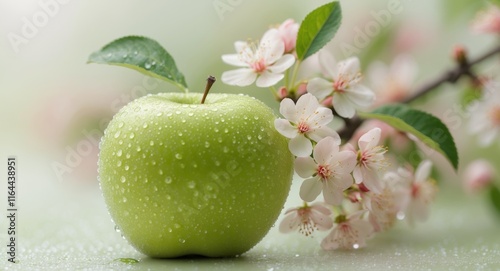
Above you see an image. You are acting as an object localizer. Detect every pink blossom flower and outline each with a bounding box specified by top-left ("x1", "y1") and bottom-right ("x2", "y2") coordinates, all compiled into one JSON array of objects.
[
  {"x1": 321, "y1": 211, "x2": 373, "y2": 250},
  {"x1": 221, "y1": 29, "x2": 295, "y2": 88},
  {"x1": 295, "y1": 136, "x2": 357, "y2": 205},
  {"x1": 367, "y1": 54, "x2": 417, "y2": 106},
  {"x1": 463, "y1": 159, "x2": 496, "y2": 193},
  {"x1": 279, "y1": 202, "x2": 333, "y2": 236},
  {"x1": 399, "y1": 160, "x2": 437, "y2": 226},
  {"x1": 307, "y1": 51, "x2": 375, "y2": 118},
  {"x1": 471, "y1": 5, "x2": 500, "y2": 35},
  {"x1": 352, "y1": 128, "x2": 388, "y2": 194},
  {"x1": 274, "y1": 93, "x2": 340, "y2": 157}
]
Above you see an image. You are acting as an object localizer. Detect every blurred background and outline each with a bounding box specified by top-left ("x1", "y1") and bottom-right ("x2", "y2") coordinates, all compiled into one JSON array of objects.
[
  {"x1": 1, "y1": 0, "x2": 499, "y2": 267},
  {"x1": 1, "y1": 0, "x2": 496, "y2": 186}
]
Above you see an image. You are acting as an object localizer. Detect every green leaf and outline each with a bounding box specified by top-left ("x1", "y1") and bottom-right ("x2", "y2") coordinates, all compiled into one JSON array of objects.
[
  {"x1": 489, "y1": 185, "x2": 500, "y2": 216},
  {"x1": 88, "y1": 36, "x2": 188, "y2": 92},
  {"x1": 359, "y1": 104, "x2": 459, "y2": 170},
  {"x1": 296, "y1": 2, "x2": 342, "y2": 61}
]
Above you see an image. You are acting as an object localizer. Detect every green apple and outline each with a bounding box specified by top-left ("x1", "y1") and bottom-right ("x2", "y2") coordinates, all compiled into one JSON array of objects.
[{"x1": 98, "y1": 91, "x2": 294, "y2": 258}]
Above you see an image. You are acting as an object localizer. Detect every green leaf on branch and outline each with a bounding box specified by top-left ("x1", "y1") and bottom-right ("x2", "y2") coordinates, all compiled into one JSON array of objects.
[
  {"x1": 296, "y1": 1, "x2": 342, "y2": 61},
  {"x1": 88, "y1": 36, "x2": 188, "y2": 92},
  {"x1": 359, "y1": 104, "x2": 459, "y2": 170},
  {"x1": 489, "y1": 185, "x2": 500, "y2": 217}
]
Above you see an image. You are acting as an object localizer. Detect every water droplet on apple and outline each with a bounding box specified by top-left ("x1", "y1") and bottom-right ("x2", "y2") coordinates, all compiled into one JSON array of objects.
[
  {"x1": 254, "y1": 116, "x2": 259, "y2": 120},
  {"x1": 215, "y1": 160, "x2": 221, "y2": 166},
  {"x1": 159, "y1": 169, "x2": 164, "y2": 175},
  {"x1": 224, "y1": 128, "x2": 229, "y2": 133},
  {"x1": 122, "y1": 197, "x2": 127, "y2": 203},
  {"x1": 116, "y1": 150, "x2": 123, "y2": 157},
  {"x1": 174, "y1": 223, "x2": 180, "y2": 229},
  {"x1": 124, "y1": 165, "x2": 129, "y2": 171},
  {"x1": 120, "y1": 176, "x2": 126, "y2": 183},
  {"x1": 175, "y1": 153, "x2": 183, "y2": 160},
  {"x1": 156, "y1": 112, "x2": 163, "y2": 117},
  {"x1": 144, "y1": 62, "x2": 152, "y2": 70},
  {"x1": 114, "y1": 131, "x2": 121, "y2": 138},
  {"x1": 114, "y1": 225, "x2": 121, "y2": 232},
  {"x1": 143, "y1": 123, "x2": 148, "y2": 128},
  {"x1": 188, "y1": 112, "x2": 194, "y2": 116},
  {"x1": 153, "y1": 186, "x2": 158, "y2": 192},
  {"x1": 175, "y1": 110, "x2": 181, "y2": 115},
  {"x1": 126, "y1": 153, "x2": 131, "y2": 159},
  {"x1": 177, "y1": 132, "x2": 183, "y2": 137},
  {"x1": 247, "y1": 135, "x2": 252, "y2": 140},
  {"x1": 149, "y1": 140, "x2": 155, "y2": 146},
  {"x1": 118, "y1": 140, "x2": 123, "y2": 145},
  {"x1": 204, "y1": 141, "x2": 210, "y2": 148},
  {"x1": 179, "y1": 238, "x2": 186, "y2": 244},
  {"x1": 188, "y1": 181, "x2": 196, "y2": 189},
  {"x1": 168, "y1": 228, "x2": 173, "y2": 233},
  {"x1": 116, "y1": 160, "x2": 122, "y2": 167},
  {"x1": 129, "y1": 132, "x2": 135, "y2": 139},
  {"x1": 164, "y1": 177, "x2": 172, "y2": 184},
  {"x1": 136, "y1": 146, "x2": 141, "y2": 152},
  {"x1": 118, "y1": 122, "x2": 124, "y2": 128},
  {"x1": 223, "y1": 146, "x2": 229, "y2": 153}
]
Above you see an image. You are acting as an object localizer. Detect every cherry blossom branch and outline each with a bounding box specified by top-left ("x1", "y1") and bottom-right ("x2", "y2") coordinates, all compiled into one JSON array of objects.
[{"x1": 338, "y1": 43, "x2": 500, "y2": 141}]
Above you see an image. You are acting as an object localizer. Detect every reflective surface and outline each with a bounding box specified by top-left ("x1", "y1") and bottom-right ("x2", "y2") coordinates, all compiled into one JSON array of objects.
[{"x1": 5, "y1": 168, "x2": 500, "y2": 271}]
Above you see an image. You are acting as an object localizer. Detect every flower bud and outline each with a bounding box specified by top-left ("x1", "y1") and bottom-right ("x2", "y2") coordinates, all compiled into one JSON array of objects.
[{"x1": 463, "y1": 159, "x2": 496, "y2": 193}]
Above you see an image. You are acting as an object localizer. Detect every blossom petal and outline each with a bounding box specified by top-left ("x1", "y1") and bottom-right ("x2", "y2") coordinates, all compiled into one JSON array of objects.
[
  {"x1": 332, "y1": 150, "x2": 357, "y2": 174},
  {"x1": 256, "y1": 71, "x2": 283, "y2": 87},
  {"x1": 289, "y1": 135, "x2": 313, "y2": 157},
  {"x1": 358, "y1": 128, "x2": 381, "y2": 151},
  {"x1": 221, "y1": 54, "x2": 247, "y2": 67},
  {"x1": 274, "y1": 119, "x2": 298, "y2": 138},
  {"x1": 294, "y1": 157, "x2": 317, "y2": 178},
  {"x1": 308, "y1": 107, "x2": 334, "y2": 127},
  {"x1": 332, "y1": 93, "x2": 356, "y2": 118},
  {"x1": 295, "y1": 93, "x2": 320, "y2": 118},
  {"x1": 415, "y1": 160, "x2": 432, "y2": 184},
  {"x1": 279, "y1": 212, "x2": 301, "y2": 233},
  {"x1": 310, "y1": 210, "x2": 333, "y2": 231},
  {"x1": 322, "y1": 179, "x2": 344, "y2": 205},
  {"x1": 307, "y1": 78, "x2": 333, "y2": 100},
  {"x1": 300, "y1": 177, "x2": 322, "y2": 202},
  {"x1": 279, "y1": 98, "x2": 298, "y2": 123},
  {"x1": 221, "y1": 69, "x2": 257, "y2": 87},
  {"x1": 234, "y1": 41, "x2": 247, "y2": 53},
  {"x1": 313, "y1": 137, "x2": 339, "y2": 165},
  {"x1": 339, "y1": 57, "x2": 361, "y2": 78},
  {"x1": 260, "y1": 29, "x2": 285, "y2": 64},
  {"x1": 359, "y1": 168, "x2": 382, "y2": 194},
  {"x1": 308, "y1": 127, "x2": 340, "y2": 143},
  {"x1": 268, "y1": 54, "x2": 295, "y2": 73},
  {"x1": 345, "y1": 84, "x2": 376, "y2": 108}
]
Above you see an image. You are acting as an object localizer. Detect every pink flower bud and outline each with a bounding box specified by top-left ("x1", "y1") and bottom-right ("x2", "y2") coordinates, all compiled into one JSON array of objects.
[
  {"x1": 297, "y1": 82, "x2": 308, "y2": 96},
  {"x1": 463, "y1": 159, "x2": 496, "y2": 193},
  {"x1": 278, "y1": 86, "x2": 288, "y2": 100},
  {"x1": 277, "y1": 19, "x2": 299, "y2": 53},
  {"x1": 452, "y1": 45, "x2": 467, "y2": 65}
]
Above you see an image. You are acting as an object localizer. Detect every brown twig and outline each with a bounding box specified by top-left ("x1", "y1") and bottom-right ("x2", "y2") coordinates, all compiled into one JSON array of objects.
[{"x1": 337, "y1": 43, "x2": 500, "y2": 140}]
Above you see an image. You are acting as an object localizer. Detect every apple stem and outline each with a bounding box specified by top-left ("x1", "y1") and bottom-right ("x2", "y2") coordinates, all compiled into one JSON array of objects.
[{"x1": 201, "y1": 76, "x2": 216, "y2": 104}]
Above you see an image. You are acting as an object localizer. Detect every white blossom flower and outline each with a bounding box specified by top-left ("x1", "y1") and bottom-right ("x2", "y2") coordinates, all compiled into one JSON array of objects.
[
  {"x1": 366, "y1": 171, "x2": 407, "y2": 232},
  {"x1": 367, "y1": 54, "x2": 417, "y2": 106},
  {"x1": 279, "y1": 202, "x2": 333, "y2": 236},
  {"x1": 221, "y1": 29, "x2": 295, "y2": 88},
  {"x1": 321, "y1": 211, "x2": 373, "y2": 250},
  {"x1": 352, "y1": 128, "x2": 388, "y2": 194},
  {"x1": 469, "y1": 85, "x2": 500, "y2": 146},
  {"x1": 307, "y1": 51, "x2": 375, "y2": 118},
  {"x1": 274, "y1": 93, "x2": 340, "y2": 157},
  {"x1": 471, "y1": 5, "x2": 500, "y2": 35},
  {"x1": 399, "y1": 160, "x2": 437, "y2": 226},
  {"x1": 295, "y1": 136, "x2": 357, "y2": 205}
]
